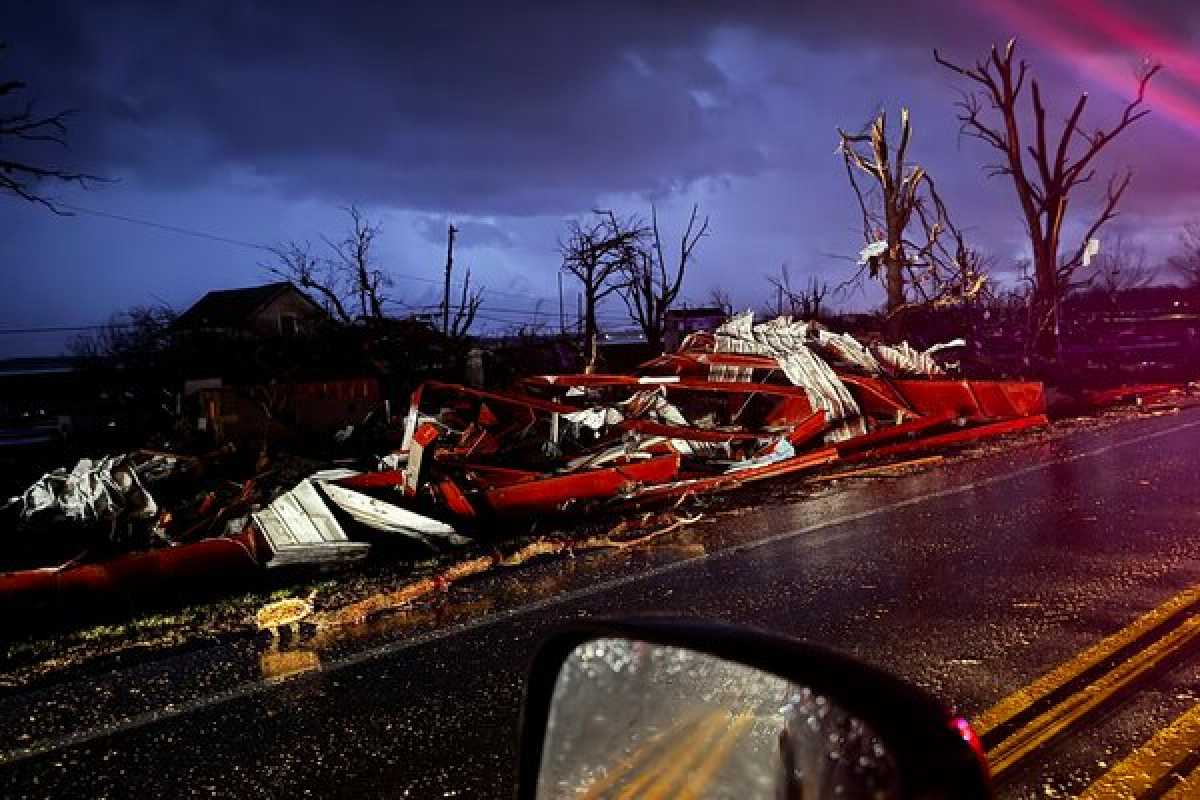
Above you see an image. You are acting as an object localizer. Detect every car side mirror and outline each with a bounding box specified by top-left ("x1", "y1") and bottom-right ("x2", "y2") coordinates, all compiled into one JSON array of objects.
[{"x1": 517, "y1": 618, "x2": 991, "y2": 799}]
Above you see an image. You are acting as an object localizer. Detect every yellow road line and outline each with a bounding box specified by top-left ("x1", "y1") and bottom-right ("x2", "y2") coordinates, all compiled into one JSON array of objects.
[
  {"x1": 975, "y1": 585, "x2": 1200, "y2": 737},
  {"x1": 1079, "y1": 703, "x2": 1200, "y2": 799},
  {"x1": 677, "y1": 713, "x2": 755, "y2": 800},
  {"x1": 1161, "y1": 762, "x2": 1200, "y2": 800},
  {"x1": 638, "y1": 712, "x2": 732, "y2": 800},
  {"x1": 578, "y1": 710, "x2": 707, "y2": 800},
  {"x1": 989, "y1": 614, "x2": 1200, "y2": 777}
]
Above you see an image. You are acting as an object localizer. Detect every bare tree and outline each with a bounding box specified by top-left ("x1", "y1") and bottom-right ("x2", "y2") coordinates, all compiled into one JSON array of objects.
[
  {"x1": 766, "y1": 264, "x2": 829, "y2": 319},
  {"x1": 838, "y1": 109, "x2": 987, "y2": 335},
  {"x1": 1, "y1": 43, "x2": 97, "y2": 212},
  {"x1": 620, "y1": 203, "x2": 708, "y2": 352},
  {"x1": 1168, "y1": 221, "x2": 1200, "y2": 288},
  {"x1": 435, "y1": 222, "x2": 485, "y2": 342},
  {"x1": 447, "y1": 267, "x2": 484, "y2": 340},
  {"x1": 325, "y1": 206, "x2": 391, "y2": 322},
  {"x1": 935, "y1": 39, "x2": 1160, "y2": 359},
  {"x1": 708, "y1": 285, "x2": 734, "y2": 316},
  {"x1": 69, "y1": 304, "x2": 176, "y2": 366},
  {"x1": 838, "y1": 108, "x2": 926, "y2": 317},
  {"x1": 907, "y1": 179, "x2": 993, "y2": 310},
  {"x1": 560, "y1": 210, "x2": 647, "y2": 371},
  {"x1": 1085, "y1": 235, "x2": 1157, "y2": 297},
  {"x1": 263, "y1": 206, "x2": 391, "y2": 325},
  {"x1": 263, "y1": 240, "x2": 354, "y2": 324}
]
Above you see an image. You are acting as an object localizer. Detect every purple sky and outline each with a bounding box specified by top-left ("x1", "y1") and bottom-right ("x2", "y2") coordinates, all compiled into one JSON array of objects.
[{"x1": 3, "y1": 0, "x2": 1200, "y2": 356}]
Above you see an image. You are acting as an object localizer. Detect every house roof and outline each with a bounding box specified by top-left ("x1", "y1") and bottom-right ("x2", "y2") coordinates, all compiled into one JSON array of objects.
[{"x1": 174, "y1": 282, "x2": 319, "y2": 330}]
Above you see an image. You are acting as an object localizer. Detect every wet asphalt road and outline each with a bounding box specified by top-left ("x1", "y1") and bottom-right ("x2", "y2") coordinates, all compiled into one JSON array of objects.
[{"x1": 5, "y1": 409, "x2": 1200, "y2": 798}]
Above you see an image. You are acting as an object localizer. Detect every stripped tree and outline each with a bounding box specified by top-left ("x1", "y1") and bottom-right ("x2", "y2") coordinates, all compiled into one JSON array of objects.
[
  {"x1": 708, "y1": 285, "x2": 734, "y2": 316},
  {"x1": 838, "y1": 109, "x2": 925, "y2": 319},
  {"x1": 620, "y1": 203, "x2": 708, "y2": 352},
  {"x1": 324, "y1": 206, "x2": 391, "y2": 323},
  {"x1": 560, "y1": 210, "x2": 647, "y2": 371},
  {"x1": 766, "y1": 263, "x2": 829, "y2": 320},
  {"x1": 263, "y1": 206, "x2": 391, "y2": 325},
  {"x1": 1085, "y1": 234, "x2": 1156, "y2": 298},
  {"x1": 935, "y1": 39, "x2": 1160, "y2": 360},
  {"x1": 446, "y1": 266, "x2": 483, "y2": 340},
  {"x1": 0, "y1": 43, "x2": 97, "y2": 212},
  {"x1": 263, "y1": 240, "x2": 354, "y2": 324},
  {"x1": 1167, "y1": 221, "x2": 1200, "y2": 288},
  {"x1": 838, "y1": 109, "x2": 986, "y2": 337}
]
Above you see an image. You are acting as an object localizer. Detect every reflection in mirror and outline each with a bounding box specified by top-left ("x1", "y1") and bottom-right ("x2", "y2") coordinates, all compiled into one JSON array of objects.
[{"x1": 537, "y1": 638, "x2": 898, "y2": 799}]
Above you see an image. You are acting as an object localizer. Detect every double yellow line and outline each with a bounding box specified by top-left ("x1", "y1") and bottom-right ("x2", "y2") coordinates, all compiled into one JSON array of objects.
[
  {"x1": 1079, "y1": 702, "x2": 1200, "y2": 798},
  {"x1": 579, "y1": 709, "x2": 754, "y2": 799},
  {"x1": 975, "y1": 584, "x2": 1200, "y2": 782}
]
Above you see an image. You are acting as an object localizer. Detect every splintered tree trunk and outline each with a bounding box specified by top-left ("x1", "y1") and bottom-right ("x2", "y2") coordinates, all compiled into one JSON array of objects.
[
  {"x1": 584, "y1": 295, "x2": 599, "y2": 373},
  {"x1": 883, "y1": 237, "x2": 907, "y2": 341},
  {"x1": 885, "y1": 259, "x2": 905, "y2": 314},
  {"x1": 1031, "y1": 247, "x2": 1060, "y2": 362}
]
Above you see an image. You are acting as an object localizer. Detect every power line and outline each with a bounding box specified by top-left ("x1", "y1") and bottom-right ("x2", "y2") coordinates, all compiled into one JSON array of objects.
[
  {"x1": 53, "y1": 200, "x2": 562, "y2": 305},
  {"x1": 55, "y1": 201, "x2": 272, "y2": 252},
  {"x1": 0, "y1": 323, "x2": 131, "y2": 336},
  {"x1": 394, "y1": 301, "x2": 625, "y2": 320}
]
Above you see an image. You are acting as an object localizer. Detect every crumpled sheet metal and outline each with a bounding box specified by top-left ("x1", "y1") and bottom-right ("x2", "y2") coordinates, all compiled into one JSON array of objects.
[
  {"x1": 808, "y1": 326, "x2": 964, "y2": 379},
  {"x1": 0, "y1": 529, "x2": 263, "y2": 614},
  {"x1": 871, "y1": 339, "x2": 964, "y2": 378},
  {"x1": 713, "y1": 313, "x2": 866, "y2": 441},
  {"x1": 9, "y1": 453, "x2": 169, "y2": 525},
  {"x1": 252, "y1": 479, "x2": 371, "y2": 568},
  {"x1": 810, "y1": 329, "x2": 884, "y2": 375}
]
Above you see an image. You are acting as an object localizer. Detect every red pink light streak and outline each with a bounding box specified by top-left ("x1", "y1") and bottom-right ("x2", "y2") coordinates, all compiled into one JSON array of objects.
[{"x1": 978, "y1": 0, "x2": 1200, "y2": 137}]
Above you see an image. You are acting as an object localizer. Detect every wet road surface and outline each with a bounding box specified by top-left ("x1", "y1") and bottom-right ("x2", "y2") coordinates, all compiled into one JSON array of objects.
[{"x1": 5, "y1": 409, "x2": 1200, "y2": 797}]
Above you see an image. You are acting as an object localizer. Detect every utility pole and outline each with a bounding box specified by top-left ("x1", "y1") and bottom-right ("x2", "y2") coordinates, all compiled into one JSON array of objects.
[
  {"x1": 558, "y1": 272, "x2": 565, "y2": 334},
  {"x1": 442, "y1": 223, "x2": 457, "y2": 336}
]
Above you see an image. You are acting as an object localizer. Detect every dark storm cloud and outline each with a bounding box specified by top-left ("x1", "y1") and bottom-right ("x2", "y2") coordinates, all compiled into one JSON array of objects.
[
  {"x1": 8, "y1": 0, "x2": 1200, "y2": 220},
  {"x1": 413, "y1": 215, "x2": 514, "y2": 250},
  {"x1": 5, "y1": 0, "x2": 1200, "y2": 352},
  {"x1": 7, "y1": 1, "x2": 776, "y2": 214}
]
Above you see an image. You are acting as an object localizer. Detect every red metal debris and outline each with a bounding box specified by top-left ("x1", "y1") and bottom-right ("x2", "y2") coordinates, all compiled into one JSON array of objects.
[
  {"x1": 841, "y1": 415, "x2": 1050, "y2": 463},
  {"x1": 785, "y1": 410, "x2": 828, "y2": 447},
  {"x1": 835, "y1": 411, "x2": 957, "y2": 455},
  {"x1": 1082, "y1": 383, "x2": 1183, "y2": 409},
  {"x1": 0, "y1": 315, "x2": 1056, "y2": 616},
  {"x1": 482, "y1": 454, "x2": 681, "y2": 516},
  {"x1": 0, "y1": 529, "x2": 263, "y2": 613},
  {"x1": 389, "y1": 317, "x2": 1050, "y2": 519},
  {"x1": 889, "y1": 379, "x2": 1047, "y2": 421}
]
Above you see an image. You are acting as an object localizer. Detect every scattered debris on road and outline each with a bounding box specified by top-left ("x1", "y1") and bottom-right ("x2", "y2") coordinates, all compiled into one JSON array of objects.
[{"x1": 9, "y1": 312, "x2": 1194, "y2": 632}]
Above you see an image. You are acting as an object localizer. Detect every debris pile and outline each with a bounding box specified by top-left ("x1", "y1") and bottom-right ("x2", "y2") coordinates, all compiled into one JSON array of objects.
[{"x1": 1, "y1": 313, "x2": 1053, "y2": 619}]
